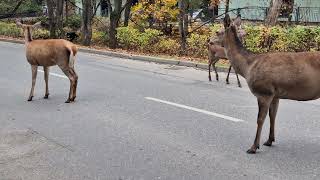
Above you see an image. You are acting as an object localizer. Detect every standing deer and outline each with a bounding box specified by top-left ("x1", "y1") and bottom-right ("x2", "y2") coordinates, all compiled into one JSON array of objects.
[
  {"x1": 219, "y1": 14, "x2": 320, "y2": 154},
  {"x1": 16, "y1": 20, "x2": 78, "y2": 103},
  {"x1": 208, "y1": 16, "x2": 245, "y2": 87},
  {"x1": 208, "y1": 36, "x2": 242, "y2": 87}
]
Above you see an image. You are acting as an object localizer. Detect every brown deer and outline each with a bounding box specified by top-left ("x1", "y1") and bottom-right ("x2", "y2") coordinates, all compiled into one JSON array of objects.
[
  {"x1": 208, "y1": 16, "x2": 245, "y2": 87},
  {"x1": 208, "y1": 36, "x2": 242, "y2": 87},
  {"x1": 16, "y1": 20, "x2": 78, "y2": 103},
  {"x1": 219, "y1": 14, "x2": 320, "y2": 154}
]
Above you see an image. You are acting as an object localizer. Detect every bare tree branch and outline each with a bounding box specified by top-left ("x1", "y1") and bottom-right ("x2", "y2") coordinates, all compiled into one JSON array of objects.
[{"x1": 0, "y1": 0, "x2": 25, "y2": 19}]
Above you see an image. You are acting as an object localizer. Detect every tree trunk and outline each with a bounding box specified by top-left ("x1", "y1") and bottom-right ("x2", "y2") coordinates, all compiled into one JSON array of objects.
[
  {"x1": 225, "y1": 0, "x2": 230, "y2": 14},
  {"x1": 179, "y1": 0, "x2": 188, "y2": 55},
  {"x1": 107, "y1": 0, "x2": 133, "y2": 48},
  {"x1": 108, "y1": 0, "x2": 122, "y2": 49},
  {"x1": 109, "y1": 12, "x2": 119, "y2": 49},
  {"x1": 124, "y1": 2, "x2": 132, "y2": 26},
  {"x1": 46, "y1": 0, "x2": 57, "y2": 38},
  {"x1": 81, "y1": 0, "x2": 93, "y2": 46},
  {"x1": 56, "y1": 0, "x2": 64, "y2": 38},
  {"x1": 265, "y1": 0, "x2": 283, "y2": 26}
]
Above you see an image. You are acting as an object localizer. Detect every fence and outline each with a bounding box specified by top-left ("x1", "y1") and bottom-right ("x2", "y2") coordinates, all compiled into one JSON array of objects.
[{"x1": 214, "y1": 6, "x2": 320, "y2": 23}]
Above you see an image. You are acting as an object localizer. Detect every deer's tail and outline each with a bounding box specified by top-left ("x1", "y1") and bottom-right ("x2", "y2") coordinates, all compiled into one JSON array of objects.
[{"x1": 68, "y1": 45, "x2": 78, "y2": 68}]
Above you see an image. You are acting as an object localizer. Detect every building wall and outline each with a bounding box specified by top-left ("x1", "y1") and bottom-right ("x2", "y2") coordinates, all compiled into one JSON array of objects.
[
  {"x1": 217, "y1": 0, "x2": 320, "y2": 22},
  {"x1": 75, "y1": 0, "x2": 126, "y2": 17}
]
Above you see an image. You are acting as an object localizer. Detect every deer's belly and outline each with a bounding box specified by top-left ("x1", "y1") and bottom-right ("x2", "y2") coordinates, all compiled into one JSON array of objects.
[
  {"x1": 276, "y1": 82, "x2": 320, "y2": 101},
  {"x1": 26, "y1": 53, "x2": 57, "y2": 66}
]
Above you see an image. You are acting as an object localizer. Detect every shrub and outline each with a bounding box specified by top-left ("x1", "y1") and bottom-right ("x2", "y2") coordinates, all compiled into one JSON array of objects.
[
  {"x1": 137, "y1": 28, "x2": 162, "y2": 52},
  {"x1": 0, "y1": 22, "x2": 21, "y2": 38},
  {"x1": 187, "y1": 33, "x2": 209, "y2": 58},
  {"x1": 64, "y1": 15, "x2": 81, "y2": 30},
  {"x1": 92, "y1": 31, "x2": 108, "y2": 45},
  {"x1": 32, "y1": 29, "x2": 50, "y2": 39},
  {"x1": 117, "y1": 26, "x2": 162, "y2": 52},
  {"x1": 117, "y1": 26, "x2": 140, "y2": 49},
  {"x1": 154, "y1": 37, "x2": 180, "y2": 55}
]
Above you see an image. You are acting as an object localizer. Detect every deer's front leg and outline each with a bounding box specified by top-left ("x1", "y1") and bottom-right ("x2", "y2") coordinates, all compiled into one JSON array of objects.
[
  {"x1": 28, "y1": 65, "x2": 38, "y2": 101},
  {"x1": 43, "y1": 66, "x2": 50, "y2": 99},
  {"x1": 247, "y1": 96, "x2": 273, "y2": 154}
]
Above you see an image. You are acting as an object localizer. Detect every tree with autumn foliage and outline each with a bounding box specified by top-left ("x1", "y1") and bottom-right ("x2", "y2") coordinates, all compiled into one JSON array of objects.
[{"x1": 131, "y1": 0, "x2": 179, "y2": 28}]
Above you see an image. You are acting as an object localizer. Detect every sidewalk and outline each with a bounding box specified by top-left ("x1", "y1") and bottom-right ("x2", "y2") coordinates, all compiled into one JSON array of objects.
[{"x1": 0, "y1": 37, "x2": 230, "y2": 72}]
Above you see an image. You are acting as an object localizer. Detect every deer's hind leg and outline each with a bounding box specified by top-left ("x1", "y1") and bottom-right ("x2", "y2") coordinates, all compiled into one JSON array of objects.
[
  {"x1": 235, "y1": 73, "x2": 242, "y2": 88},
  {"x1": 208, "y1": 61, "x2": 212, "y2": 81},
  {"x1": 226, "y1": 65, "x2": 232, "y2": 84},
  {"x1": 43, "y1": 66, "x2": 50, "y2": 99},
  {"x1": 59, "y1": 66, "x2": 75, "y2": 103},
  {"x1": 69, "y1": 68, "x2": 78, "y2": 102},
  {"x1": 28, "y1": 65, "x2": 38, "y2": 101},
  {"x1": 263, "y1": 98, "x2": 279, "y2": 146},
  {"x1": 212, "y1": 61, "x2": 219, "y2": 81}
]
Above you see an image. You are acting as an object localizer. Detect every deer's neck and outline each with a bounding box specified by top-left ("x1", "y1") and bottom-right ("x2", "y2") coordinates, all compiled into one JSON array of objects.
[
  {"x1": 24, "y1": 27, "x2": 33, "y2": 43},
  {"x1": 224, "y1": 33, "x2": 252, "y2": 78}
]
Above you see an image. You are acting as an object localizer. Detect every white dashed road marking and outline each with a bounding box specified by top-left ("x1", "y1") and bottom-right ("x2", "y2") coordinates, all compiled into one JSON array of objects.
[
  {"x1": 145, "y1": 97, "x2": 245, "y2": 123},
  {"x1": 38, "y1": 70, "x2": 68, "y2": 79}
]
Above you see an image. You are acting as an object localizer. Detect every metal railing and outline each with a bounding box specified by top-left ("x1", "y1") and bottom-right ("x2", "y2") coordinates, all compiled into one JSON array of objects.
[{"x1": 212, "y1": 6, "x2": 320, "y2": 23}]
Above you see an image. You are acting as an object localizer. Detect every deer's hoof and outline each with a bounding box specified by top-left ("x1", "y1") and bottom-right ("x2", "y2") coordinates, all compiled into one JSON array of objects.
[
  {"x1": 44, "y1": 94, "x2": 49, "y2": 99},
  {"x1": 65, "y1": 99, "x2": 71, "y2": 103},
  {"x1": 226, "y1": 81, "x2": 230, "y2": 85},
  {"x1": 247, "y1": 145, "x2": 259, "y2": 154},
  {"x1": 27, "y1": 96, "x2": 33, "y2": 101},
  {"x1": 263, "y1": 141, "x2": 272, "y2": 147},
  {"x1": 263, "y1": 138, "x2": 274, "y2": 147},
  {"x1": 238, "y1": 84, "x2": 242, "y2": 88},
  {"x1": 71, "y1": 96, "x2": 76, "y2": 102},
  {"x1": 246, "y1": 148, "x2": 256, "y2": 154}
]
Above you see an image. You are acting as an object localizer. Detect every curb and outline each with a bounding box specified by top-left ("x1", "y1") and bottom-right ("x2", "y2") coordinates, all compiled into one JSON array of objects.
[{"x1": 0, "y1": 38, "x2": 230, "y2": 72}]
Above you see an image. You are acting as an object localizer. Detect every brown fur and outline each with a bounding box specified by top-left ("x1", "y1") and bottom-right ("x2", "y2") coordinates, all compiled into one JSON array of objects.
[
  {"x1": 221, "y1": 15, "x2": 320, "y2": 154},
  {"x1": 16, "y1": 20, "x2": 78, "y2": 103}
]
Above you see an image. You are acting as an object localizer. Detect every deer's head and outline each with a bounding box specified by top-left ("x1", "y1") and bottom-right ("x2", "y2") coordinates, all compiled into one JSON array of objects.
[
  {"x1": 220, "y1": 14, "x2": 245, "y2": 49},
  {"x1": 208, "y1": 15, "x2": 246, "y2": 48},
  {"x1": 16, "y1": 20, "x2": 42, "y2": 42}
]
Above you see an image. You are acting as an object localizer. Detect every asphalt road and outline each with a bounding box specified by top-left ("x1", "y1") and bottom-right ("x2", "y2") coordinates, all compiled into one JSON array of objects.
[{"x1": 0, "y1": 41, "x2": 320, "y2": 180}]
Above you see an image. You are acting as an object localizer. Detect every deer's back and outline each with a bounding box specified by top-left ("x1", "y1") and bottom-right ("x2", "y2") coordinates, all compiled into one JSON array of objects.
[
  {"x1": 26, "y1": 39, "x2": 74, "y2": 67},
  {"x1": 247, "y1": 52, "x2": 320, "y2": 100}
]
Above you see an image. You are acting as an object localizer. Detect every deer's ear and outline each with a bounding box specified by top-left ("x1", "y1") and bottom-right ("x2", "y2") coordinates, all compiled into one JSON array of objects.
[
  {"x1": 233, "y1": 15, "x2": 242, "y2": 28},
  {"x1": 224, "y1": 14, "x2": 231, "y2": 28},
  {"x1": 16, "y1": 19, "x2": 23, "y2": 28},
  {"x1": 32, "y1": 21, "x2": 42, "y2": 29}
]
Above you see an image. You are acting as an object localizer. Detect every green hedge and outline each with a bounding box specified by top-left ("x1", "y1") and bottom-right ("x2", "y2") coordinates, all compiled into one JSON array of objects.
[
  {"x1": 0, "y1": 22, "x2": 49, "y2": 39},
  {"x1": 1, "y1": 21, "x2": 320, "y2": 60},
  {"x1": 244, "y1": 25, "x2": 320, "y2": 53}
]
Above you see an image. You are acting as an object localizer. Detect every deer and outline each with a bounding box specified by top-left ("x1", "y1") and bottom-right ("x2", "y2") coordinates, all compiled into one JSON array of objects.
[
  {"x1": 208, "y1": 16, "x2": 245, "y2": 88},
  {"x1": 208, "y1": 36, "x2": 242, "y2": 87},
  {"x1": 217, "y1": 14, "x2": 320, "y2": 154},
  {"x1": 16, "y1": 20, "x2": 78, "y2": 103}
]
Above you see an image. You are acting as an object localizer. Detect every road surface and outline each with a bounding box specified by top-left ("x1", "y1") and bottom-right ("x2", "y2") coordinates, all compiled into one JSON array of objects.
[{"x1": 0, "y1": 41, "x2": 320, "y2": 180}]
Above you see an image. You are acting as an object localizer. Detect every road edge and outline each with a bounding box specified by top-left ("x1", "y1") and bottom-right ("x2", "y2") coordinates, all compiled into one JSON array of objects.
[{"x1": 0, "y1": 38, "x2": 230, "y2": 72}]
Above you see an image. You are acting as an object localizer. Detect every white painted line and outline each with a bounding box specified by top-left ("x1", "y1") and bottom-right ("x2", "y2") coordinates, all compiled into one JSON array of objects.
[
  {"x1": 38, "y1": 70, "x2": 68, "y2": 79},
  {"x1": 145, "y1": 97, "x2": 245, "y2": 123}
]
